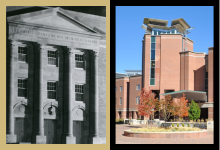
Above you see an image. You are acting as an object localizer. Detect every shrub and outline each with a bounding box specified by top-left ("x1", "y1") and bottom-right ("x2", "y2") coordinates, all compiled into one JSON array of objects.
[
  {"x1": 190, "y1": 120, "x2": 193, "y2": 122},
  {"x1": 182, "y1": 123, "x2": 184, "y2": 127},
  {"x1": 172, "y1": 123, "x2": 174, "y2": 127},
  {"x1": 201, "y1": 118, "x2": 204, "y2": 122},
  {"x1": 137, "y1": 118, "x2": 141, "y2": 120},
  {"x1": 188, "y1": 100, "x2": 201, "y2": 121},
  {"x1": 119, "y1": 119, "x2": 124, "y2": 122},
  {"x1": 177, "y1": 123, "x2": 179, "y2": 127},
  {"x1": 205, "y1": 119, "x2": 208, "y2": 122},
  {"x1": 116, "y1": 119, "x2": 119, "y2": 122},
  {"x1": 187, "y1": 123, "x2": 190, "y2": 127},
  {"x1": 194, "y1": 119, "x2": 196, "y2": 122},
  {"x1": 197, "y1": 119, "x2": 200, "y2": 123}
]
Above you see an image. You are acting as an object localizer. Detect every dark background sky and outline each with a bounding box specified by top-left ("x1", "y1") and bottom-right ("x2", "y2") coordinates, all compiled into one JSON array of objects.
[{"x1": 6, "y1": 6, "x2": 106, "y2": 17}]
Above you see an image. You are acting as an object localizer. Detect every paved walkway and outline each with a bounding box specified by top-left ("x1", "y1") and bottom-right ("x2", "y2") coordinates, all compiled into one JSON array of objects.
[{"x1": 116, "y1": 124, "x2": 214, "y2": 144}]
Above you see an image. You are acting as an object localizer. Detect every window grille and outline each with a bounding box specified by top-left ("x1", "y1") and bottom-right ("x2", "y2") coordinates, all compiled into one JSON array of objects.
[
  {"x1": 18, "y1": 47, "x2": 27, "y2": 62},
  {"x1": 18, "y1": 79, "x2": 27, "y2": 97},
  {"x1": 48, "y1": 50, "x2": 56, "y2": 65},
  {"x1": 75, "y1": 54, "x2": 84, "y2": 68},
  {"x1": 75, "y1": 84, "x2": 84, "y2": 101},
  {"x1": 47, "y1": 82, "x2": 57, "y2": 99}
]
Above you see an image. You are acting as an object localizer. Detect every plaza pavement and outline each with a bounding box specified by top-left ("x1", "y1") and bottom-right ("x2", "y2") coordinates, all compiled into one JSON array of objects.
[{"x1": 116, "y1": 124, "x2": 214, "y2": 144}]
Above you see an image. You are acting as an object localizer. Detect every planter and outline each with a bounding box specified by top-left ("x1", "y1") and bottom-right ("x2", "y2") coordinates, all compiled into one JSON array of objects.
[{"x1": 124, "y1": 129, "x2": 208, "y2": 139}]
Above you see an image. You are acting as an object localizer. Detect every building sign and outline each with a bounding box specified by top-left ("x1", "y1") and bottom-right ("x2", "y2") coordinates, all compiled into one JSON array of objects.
[{"x1": 9, "y1": 26, "x2": 99, "y2": 45}]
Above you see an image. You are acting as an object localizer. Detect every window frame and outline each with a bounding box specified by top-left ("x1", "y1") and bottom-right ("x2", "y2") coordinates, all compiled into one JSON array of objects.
[
  {"x1": 47, "y1": 49, "x2": 57, "y2": 66},
  {"x1": 18, "y1": 46, "x2": 28, "y2": 63},
  {"x1": 136, "y1": 84, "x2": 140, "y2": 90},
  {"x1": 120, "y1": 86, "x2": 122, "y2": 91},
  {"x1": 150, "y1": 36, "x2": 156, "y2": 86},
  {"x1": 120, "y1": 97, "x2": 122, "y2": 105},
  {"x1": 17, "y1": 78, "x2": 28, "y2": 98},
  {"x1": 47, "y1": 81, "x2": 57, "y2": 100},
  {"x1": 75, "y1": 83, "x2": 85, "y2": 102}
]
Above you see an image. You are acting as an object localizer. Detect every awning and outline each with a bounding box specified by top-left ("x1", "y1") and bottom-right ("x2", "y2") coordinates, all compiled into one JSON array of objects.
[{"x1": 160, "y1": 90, "x2": 207, "y2": 102}]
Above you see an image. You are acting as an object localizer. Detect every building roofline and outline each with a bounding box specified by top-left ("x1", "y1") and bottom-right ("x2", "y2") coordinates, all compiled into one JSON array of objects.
[{"x1": 179, "y1": 51, "x2": 206, "y2": 54}]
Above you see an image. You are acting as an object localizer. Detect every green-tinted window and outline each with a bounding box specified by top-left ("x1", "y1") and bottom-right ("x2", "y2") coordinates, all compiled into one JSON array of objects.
[
  {"x1": 151, "y1": 43, "x2": 155, "y2": 49},
  {"x1": 151, "y1": 36, "x2": 156, "y2": 43},
  {"x1": 150, "y1": 79, "x2": 155, "y2": 85}
]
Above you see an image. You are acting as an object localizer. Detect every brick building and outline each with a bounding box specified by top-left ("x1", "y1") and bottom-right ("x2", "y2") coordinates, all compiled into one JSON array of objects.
[
  {"x1": 6, "y1": 6, "x2": 106, "y2": 144},
  {"x1": 115, "y1": 18, "x2": 213, "y2": 122}
]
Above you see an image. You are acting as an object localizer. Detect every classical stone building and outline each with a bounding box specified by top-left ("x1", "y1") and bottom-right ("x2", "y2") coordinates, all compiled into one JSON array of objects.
[{"x1": 6, "y1": 6, "x2": 106, "y2": 144}]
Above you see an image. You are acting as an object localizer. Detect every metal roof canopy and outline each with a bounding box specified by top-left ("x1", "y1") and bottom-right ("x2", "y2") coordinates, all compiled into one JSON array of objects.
[{"x1": 160, "y1": 90, "x2": 207, "y2": 102}]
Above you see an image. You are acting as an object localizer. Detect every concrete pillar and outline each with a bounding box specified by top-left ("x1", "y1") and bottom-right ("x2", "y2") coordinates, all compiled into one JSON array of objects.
[
  {"x1": 133, "y1": 111, "x2": 137, "y2": 119},
  {"x1": 115, "y1": 110, "x2": 119, "y2": 119},
  {"x1": 6, "y1": 40, "x2": 17, "y2": 143},
  {"x1": 34, "y1": 43, "x2": 46, "y2": 144},
  {"x1": 63, "y1": 47, "x2": 75, "y2": 144},
  {"x1": 91, "y1": 50, "x2": 101, "y2": 143}
]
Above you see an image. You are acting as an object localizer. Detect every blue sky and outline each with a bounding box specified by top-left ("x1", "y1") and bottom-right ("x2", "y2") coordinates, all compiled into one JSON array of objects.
[{"x1": 116, "y1": 6, "x2": 214, "y2": 73}]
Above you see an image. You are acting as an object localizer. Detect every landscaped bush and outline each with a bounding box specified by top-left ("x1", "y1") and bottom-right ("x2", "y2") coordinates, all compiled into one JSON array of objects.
[
  {"x1": 201, "y1": 118, "x2": 204, "y2": 122},
  {"x1": 187, "y1": 123, "x2": 190, "y2": 127},
  {"x1": 205, "y1": 119, "x2": 208, "y2": 122},
  {"x1": 119, "y1": 119, "x2": 124, "y2": 122},
  {"x1": 137, "y1": 118, "x2": 141, "y2": 120},
  {"x1": 197, "y1": 119, "x2": 200, "y2": 123},
  {"x1": 116, "y1": 119, "x2": 119, "y2": 122},
  {"x1": 177, "y1": 123, "x2": 179, "y2": 127},
  {"x1": 182, "y1": 123, "x2": 184, "y2": 127},
  {"x1": 172, "y1": 123, "x2": 174, "y2": 127},
  {"x1": 190, "y1": 120, "x2": 193, "y2": 122}
]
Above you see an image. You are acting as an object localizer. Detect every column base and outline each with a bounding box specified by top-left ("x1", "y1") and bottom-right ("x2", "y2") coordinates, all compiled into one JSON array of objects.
[
  {"x1": 62, "y1": 135, "x2": 76, "y2": 144},
  {"x1": 6, "y1": 134, "x2": 17, "y2": 143},
  {"x1": 33, "y1": 135, "x2": 46, "y2": 144},
  {"x1": 88, "y1": 136, "x2": 102, "y2": 144}
]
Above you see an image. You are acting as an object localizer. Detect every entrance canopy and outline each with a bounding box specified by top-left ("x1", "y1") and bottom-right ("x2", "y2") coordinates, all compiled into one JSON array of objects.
[{"x1": 160, "y1": 90, "x2": 207, "y2": 102}]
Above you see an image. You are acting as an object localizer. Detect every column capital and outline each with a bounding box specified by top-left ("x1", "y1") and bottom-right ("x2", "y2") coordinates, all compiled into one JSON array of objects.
[
  {"x1": 36, "y1": 43, "x2": 47, "y2": 53},
  {"x1": 64, "y1": 47, "x2": 75, "y2": 56},
  {"x1": 93, "y1": 51, "x2": 100, "y2": 58}
]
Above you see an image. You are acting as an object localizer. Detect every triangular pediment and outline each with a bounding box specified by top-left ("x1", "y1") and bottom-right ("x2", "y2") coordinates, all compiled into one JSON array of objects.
[{"x1": 7, "y1": 7, "x2": 100, "y2": 34}]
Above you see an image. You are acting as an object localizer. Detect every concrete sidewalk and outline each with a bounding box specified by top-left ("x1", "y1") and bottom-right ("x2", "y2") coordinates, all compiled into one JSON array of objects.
[{"x1": 116, "y1": 124, "x2": 214, "y2": 144}]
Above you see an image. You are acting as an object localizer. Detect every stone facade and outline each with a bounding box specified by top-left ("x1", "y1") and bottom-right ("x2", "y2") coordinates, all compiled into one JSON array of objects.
[{"x1": 6, "y1": 7, "x2": 106, "y2": 144}]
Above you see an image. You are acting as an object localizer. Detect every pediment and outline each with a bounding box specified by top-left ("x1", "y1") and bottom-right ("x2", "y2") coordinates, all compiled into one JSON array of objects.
[{"x1": 7, "y1": 7, "x2": 100, "y2": 34}]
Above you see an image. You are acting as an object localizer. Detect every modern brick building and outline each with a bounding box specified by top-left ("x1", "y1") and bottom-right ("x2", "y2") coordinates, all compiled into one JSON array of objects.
[
  {"x1": 115, "y1": 18, "x2": 213, "y2": 122},
  {"x1": 6, "y1": 6, "x2": 106, "y2": 144}
]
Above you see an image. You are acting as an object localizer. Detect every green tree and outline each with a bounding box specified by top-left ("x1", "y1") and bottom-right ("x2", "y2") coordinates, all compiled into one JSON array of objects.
[{"x1": 188, "y1": 100, "x2": 201, "y2": 121}]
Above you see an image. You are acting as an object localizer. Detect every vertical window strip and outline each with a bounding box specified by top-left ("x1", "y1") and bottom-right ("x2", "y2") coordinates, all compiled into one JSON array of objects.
[
  {"x1": 47, "y1": 82, "x2": 56, "y2": 99},
  {"x1": 150, "y1": 36, "x2": 156, "y2": 85}
]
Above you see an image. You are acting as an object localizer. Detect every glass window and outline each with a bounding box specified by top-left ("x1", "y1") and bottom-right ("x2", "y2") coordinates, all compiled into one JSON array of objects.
[
  {"x1": 48, "y1": 50, "x2": 56, "y2": 65},
  {"x1": 115, "y1": 86, "x2": 117, "y2": 91},
  {"x1": 120, "y1": 97, "x2": 122, "y2": 105},
  {"x1": 136, "y1": 84, "x2": 140, "y2": 90},
  {"x1": 150, "y1": 78, "x2": 155, "y2": 85},
  {"x1": 151, "y1": 36, "x2": 156, "y2": 43},
  {"x1": 120, "y1": 86, "x2": 122, "y2": 91},
  {"x1": 18, "y1": 47, "x2": 27, "y2": 62},
  {"x1": 75, "y1": 84, "x2": 84, "y2": 101},
  {"x1": 150, "y1": 68, "x2": 155, "y2": 78},
  {"x1": 151, "y1": 43, "x2": 155, "y2": 49},
  {"x1": 151, "y1": 61, "x2": 155, "y2": 67},
  {"x1": 75, "y1": 54, "x2": 84, "y2": 68},
  {"x1": 18, "y1": 79, "x2": 27, "y2": 97},
  {"x1": 151, "y1": 50, "x2": 155, "y2": 60},
  {"x1": 47, "y1": 82, "x2": 57, "y2": 99},
  {"x1": 136, "y1": 96, "x2": 140, "y2": 104}
]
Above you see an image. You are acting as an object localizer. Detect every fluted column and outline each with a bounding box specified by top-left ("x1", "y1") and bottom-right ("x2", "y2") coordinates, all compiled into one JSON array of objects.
[
  {"x1": 6, "y1": 40, "x2": 17, "y2": 143},
  {"x1": 34, "y1": 43, "x2": 46, "y2": 144},
  {"x1": 90, "y1": 50, "x2": 101, "y2": 143},
  {"x1": 63, "y1": 47, "x2": 75, "y2": 144}
]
